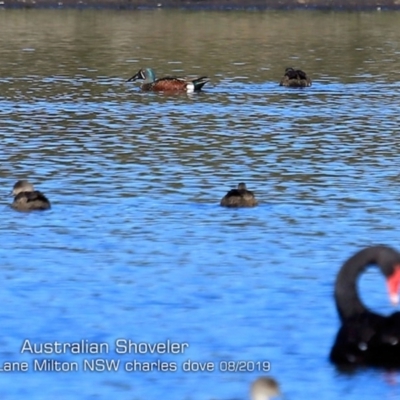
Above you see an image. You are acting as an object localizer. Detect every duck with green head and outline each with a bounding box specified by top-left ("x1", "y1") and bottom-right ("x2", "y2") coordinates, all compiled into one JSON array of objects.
[
  {"x1": 127, "y1": 68, "x2": 209, "y2": 93},
  {"x1": 280, "y1": 67, "x2": 312, "y2": 88}
]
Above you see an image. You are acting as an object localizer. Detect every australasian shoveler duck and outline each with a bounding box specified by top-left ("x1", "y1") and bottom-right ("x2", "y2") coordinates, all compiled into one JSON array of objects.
[
  {"x1": 127, "y1": 67, "x2": 209, "y2": 92},
  {"x1": 220, "y1": 182, "x2": 258, "y2": 208},
  {"x1": 279, "y1": 67, "x2": 311, "y2": 88},
  {"x1": 10, "y1": 180, "x2": 51, "y2": 211}
]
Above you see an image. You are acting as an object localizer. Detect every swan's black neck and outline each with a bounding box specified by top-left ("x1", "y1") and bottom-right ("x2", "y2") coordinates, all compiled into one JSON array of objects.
[{"x1": 335, "y1": 246, "x2": 399, "y2": 321}]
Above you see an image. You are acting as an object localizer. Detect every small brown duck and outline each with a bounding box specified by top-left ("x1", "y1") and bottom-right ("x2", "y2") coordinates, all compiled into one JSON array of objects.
[
  {"x1": 127, "y1": 68, "x2": 209, "y2": 92},
  {"x1": 250, "y1": 377, "x2": 281, "y2": 400},
  {"x1": 279, "y1": 67, "x2": 311, "y2": 87},
  {"x1": 220, "y1": 182, "x2": 258, "y2": 207},
  {"x1": 11, "y1": 180, "x2": 51, "y2": 211}
]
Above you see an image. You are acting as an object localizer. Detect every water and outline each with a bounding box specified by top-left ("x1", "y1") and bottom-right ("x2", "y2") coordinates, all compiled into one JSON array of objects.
[{"x1": 1, "y1": 8, "x2": 400, "y2": 399}]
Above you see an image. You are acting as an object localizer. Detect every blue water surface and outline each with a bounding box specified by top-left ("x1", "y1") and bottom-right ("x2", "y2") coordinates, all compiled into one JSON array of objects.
[{"x1": 1, "y1": 8, "x2": 400, "y2": 400}]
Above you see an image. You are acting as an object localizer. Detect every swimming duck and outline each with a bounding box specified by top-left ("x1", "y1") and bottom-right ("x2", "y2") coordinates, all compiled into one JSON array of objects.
[
  {"x1": 127, "y1": 67, "x2": 209, "y2": 92},
  {"x1": 220, "y1": 182, "x2": 258, "y2": 207},
  {"x1": 10, "y1": 180, "x2": 51, "y2": 211},
  {"x1": 250, "y1": 377, "x2": 281, "y2": 400},
  {"x1": 279, "y1": 67, "x2": 311, "y2": 87}
]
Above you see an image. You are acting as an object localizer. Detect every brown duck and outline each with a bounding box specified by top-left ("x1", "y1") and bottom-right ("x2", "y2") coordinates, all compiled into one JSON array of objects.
[
  {"x1": 279, "y1": 67, "x2": 311, "y2": 87},
  {"x1": 11, "y1": 180, "x2": 51, "y2": 211},
  {"x1": 220, "y1": 182, "x2": 258, "y2": 207},
  {"x1": 250, "y1": 377, "x2": 281, "y2": 400}
]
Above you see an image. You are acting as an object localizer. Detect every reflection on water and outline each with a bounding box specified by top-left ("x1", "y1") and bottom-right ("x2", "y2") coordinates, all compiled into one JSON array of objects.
[{"x1": 1, "y1": 9, "x2": 400, "y2": 400}]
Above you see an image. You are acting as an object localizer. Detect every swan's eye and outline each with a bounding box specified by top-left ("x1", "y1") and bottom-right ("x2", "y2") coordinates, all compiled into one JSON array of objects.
[{"x1": 358, "y1": 342, "x2": 368, "y2": 351}]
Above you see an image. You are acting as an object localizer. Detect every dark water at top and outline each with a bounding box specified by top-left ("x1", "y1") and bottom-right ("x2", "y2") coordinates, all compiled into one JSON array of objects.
[{"x1": 1, "y1": 9, "x2": 400, "y2": 400}]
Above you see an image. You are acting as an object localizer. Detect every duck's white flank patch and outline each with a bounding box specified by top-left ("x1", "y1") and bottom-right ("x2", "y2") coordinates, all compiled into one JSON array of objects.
[{"x1": 186, "y1": 83, "x2": 195, "y2": 93}]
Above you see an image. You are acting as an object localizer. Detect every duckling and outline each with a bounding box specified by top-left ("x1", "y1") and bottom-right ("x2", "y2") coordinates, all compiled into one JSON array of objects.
[
  {"x1": 280, "y1": 67, "x2": 311, "y2": 87},
  {"x1": 250, "y1": 377, "x2": 281, "y2": 400},
  {"x1": 220, "y1": 182, "x2": 258, "y2": 207},
  {"x1": 11, "y1": 180, "x2": 51, "y2": 211}
]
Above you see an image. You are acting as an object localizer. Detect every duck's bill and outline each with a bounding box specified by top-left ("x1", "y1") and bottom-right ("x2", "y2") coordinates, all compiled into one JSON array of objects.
[{"x1": 126, "y1": 72, "x2": 140, "y2": 82}]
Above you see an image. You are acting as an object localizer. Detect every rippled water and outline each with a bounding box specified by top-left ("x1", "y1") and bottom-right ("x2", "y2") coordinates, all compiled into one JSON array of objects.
[{"x1": 1, "y1": 9, "x2": 400, "y2": 400}]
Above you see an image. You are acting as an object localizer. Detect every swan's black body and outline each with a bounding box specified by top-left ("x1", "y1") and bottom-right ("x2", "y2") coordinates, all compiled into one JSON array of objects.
[{"x1": 330, "y1": 246, "x2": 400, "y2": 368}]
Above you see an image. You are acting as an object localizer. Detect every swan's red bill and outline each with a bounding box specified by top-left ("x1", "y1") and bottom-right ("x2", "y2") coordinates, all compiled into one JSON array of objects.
[{"x1": 387, "y1": 265, "x2": 400, "y2": 305}]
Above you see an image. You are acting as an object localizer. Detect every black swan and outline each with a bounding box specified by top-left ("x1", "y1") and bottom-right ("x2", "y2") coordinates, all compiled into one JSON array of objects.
[
  {"x1": 10, "y1": 180, "x2": 51, "y2": 211},
  {"x1": 330, "y1": 245, "x2": 400, "y2": 368},
  {"x1": 220, "y1": 182, "x2": 258, "y2": 208}
]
